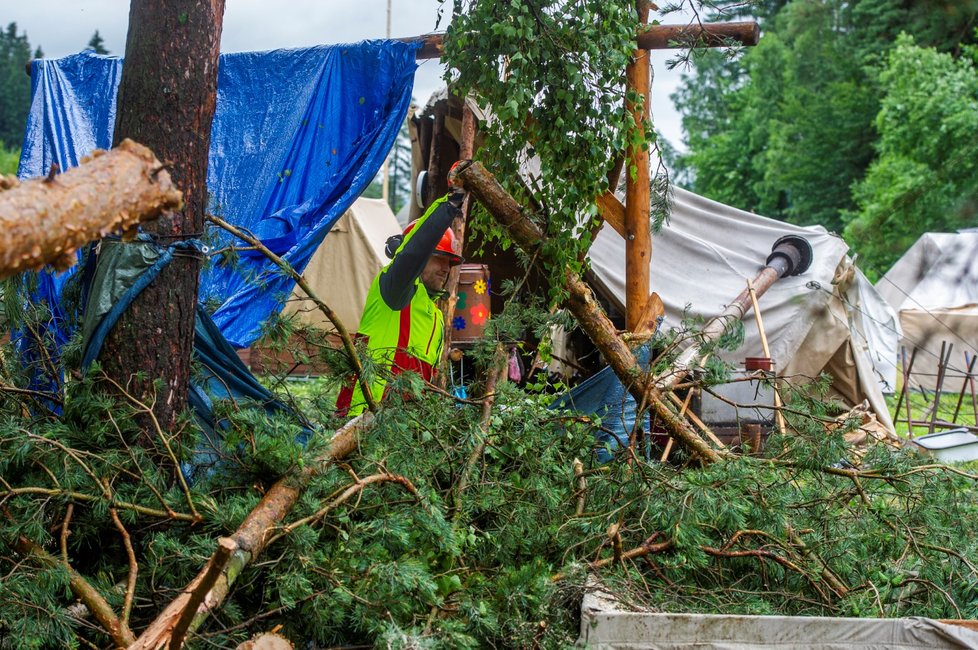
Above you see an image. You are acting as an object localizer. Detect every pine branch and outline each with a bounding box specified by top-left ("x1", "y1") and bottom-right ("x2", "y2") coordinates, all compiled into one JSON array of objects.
[
  {"x1": 99, "y1": 373, "x2": 202, "y2": 522},
  {"x1": 11, "y1": 535, "x2": 136, "y2": 647},
  {"x1": 205, "y1": 213, "x2": 378, "y2": 413},
  {"x1": 0, "y1": 487, "x2": 198, "y2": 522},
  {"x1": 130, "y1": 413, "x2": 375, "y2": 650},
  {"x1": 451, "y1": 343, "x2": 509, "y2": 521},
  {"x1": 109, "y1": 508, "x2": 138, "y2": 626},
  {"x1": 454, "y1": 161, "x2": 725, "y2": 463}
]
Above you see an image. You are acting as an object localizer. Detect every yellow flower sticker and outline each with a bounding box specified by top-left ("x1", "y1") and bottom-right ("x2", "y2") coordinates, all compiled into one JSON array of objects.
[{"x1": 473, "y1": 279, "x2": 487, "y2": 295}]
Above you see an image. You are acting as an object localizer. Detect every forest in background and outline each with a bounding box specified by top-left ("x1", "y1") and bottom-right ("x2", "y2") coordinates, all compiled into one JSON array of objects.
[{"x1": 669, "y1": 0, "x2": 978, "y2": 277}]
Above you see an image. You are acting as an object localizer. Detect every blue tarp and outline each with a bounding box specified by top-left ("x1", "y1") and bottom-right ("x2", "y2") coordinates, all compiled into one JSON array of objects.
[
  {"x1": 550, "y1": 344, "x2": 655, "y2": 462},
  {"x1": 19, "y1": 41, "x2": 419, "y2": 350}
]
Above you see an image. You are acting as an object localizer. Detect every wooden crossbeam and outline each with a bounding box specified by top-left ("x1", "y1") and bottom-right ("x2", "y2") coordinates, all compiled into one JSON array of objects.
[{"x1": 405, "y1": 21, "x2": 760, "y2": 60}]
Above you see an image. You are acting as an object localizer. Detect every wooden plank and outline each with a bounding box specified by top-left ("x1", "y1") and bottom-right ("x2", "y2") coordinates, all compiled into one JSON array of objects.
[{"x1": 596, "y1": 191, "x2": 626, "y2": 238}]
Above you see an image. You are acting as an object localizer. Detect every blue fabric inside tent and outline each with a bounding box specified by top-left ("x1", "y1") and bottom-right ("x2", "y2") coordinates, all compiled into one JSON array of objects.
[
  {"x1": 19, "y1": 41, "x2": 419, "y2": 350},
  {"x1": 550, "y1": 344, "x2": 656, "y2": 463}
]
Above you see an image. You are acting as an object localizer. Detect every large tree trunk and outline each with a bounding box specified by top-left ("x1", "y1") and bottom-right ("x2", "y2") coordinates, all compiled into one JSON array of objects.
[
  {"x1": 0, "y1": 140, "x2": 181, "y2": 279},
  {"x1": 99, "y1": 0, "x2": 225, "y2": 435}
]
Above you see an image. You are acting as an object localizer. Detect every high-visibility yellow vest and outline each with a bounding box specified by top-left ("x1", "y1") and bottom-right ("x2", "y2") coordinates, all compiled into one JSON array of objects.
[
  {"x1": 336, "y1": 195, "x2": 452, "y2": 416},
  {"x1": 337, "y1": 273, "x2": 444, "y2": 416}
]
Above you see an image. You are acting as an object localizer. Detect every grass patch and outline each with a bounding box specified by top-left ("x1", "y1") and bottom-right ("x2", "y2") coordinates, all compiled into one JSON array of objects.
[
  {"x1": 0, "y1": 144, "x2": 19, "y2": 176},
  {"x1": 887, "y1": 388, "x2": 977, "y2": 437}
]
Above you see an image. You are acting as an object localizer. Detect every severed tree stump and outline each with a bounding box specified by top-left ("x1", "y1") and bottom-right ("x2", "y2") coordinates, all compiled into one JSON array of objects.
[{"x1": 0, "y1": 138, "x2": 182, "y2": 279}]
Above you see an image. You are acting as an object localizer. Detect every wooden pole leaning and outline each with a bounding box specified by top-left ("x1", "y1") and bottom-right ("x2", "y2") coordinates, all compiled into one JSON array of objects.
[{"x1": 454, "y1": 161, "x2": 723, "y2": 464}]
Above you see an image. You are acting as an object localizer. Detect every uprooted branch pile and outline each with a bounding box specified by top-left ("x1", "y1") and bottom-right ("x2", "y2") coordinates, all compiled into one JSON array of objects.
[
  {"x1": 1, "y1": 363, "x2": 977, "y2": 648},
  {"x1": 2, "y1": 159, "x2": 978, "y2": 647}
]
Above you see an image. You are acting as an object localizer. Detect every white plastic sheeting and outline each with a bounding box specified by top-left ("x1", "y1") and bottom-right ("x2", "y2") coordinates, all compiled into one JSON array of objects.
[
  {"x1": 876, "y1": 232, "x2": 978, "y2": 393},
  {"x1": 579, "y1": 588, "x2": 978, "y2": 649},
  {"x1": 588, "y1": 186, "x2": 898, "y2": 430}
]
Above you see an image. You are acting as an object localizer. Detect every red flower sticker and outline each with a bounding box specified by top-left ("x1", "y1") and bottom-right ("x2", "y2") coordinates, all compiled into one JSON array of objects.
[{"x1": 470, "y1": 304, "x2": 489, "y2": 326}]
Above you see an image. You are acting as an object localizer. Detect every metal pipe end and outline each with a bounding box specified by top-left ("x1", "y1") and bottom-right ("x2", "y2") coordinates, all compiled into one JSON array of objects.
[{"x1": 766, "y1": 235, "x2": 813, "y2": 277}]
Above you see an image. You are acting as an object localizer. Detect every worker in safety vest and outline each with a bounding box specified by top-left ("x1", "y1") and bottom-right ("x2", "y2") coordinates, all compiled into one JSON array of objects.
[{"x1": 335, "y1": 189, "x2": 465, "y2": 416}]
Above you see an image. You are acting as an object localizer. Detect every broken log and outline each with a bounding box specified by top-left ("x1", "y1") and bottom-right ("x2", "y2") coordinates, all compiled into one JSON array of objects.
[
  {"x1": 454, "y1": 161, "x2": 722, "y2": 463},
  {"x1": 0, "y1": 139, "x2": 183, "y2": 279},
  {"x1": 130, "y1": 414, "x2": 374, "y2": 650}
]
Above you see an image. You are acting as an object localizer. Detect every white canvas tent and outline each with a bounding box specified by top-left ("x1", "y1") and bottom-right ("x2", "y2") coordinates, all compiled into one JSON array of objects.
[
  {"x1": 285, "y1": 197, "x2": 401, "y2": 332},
  {"x1": 410, "y1": 90, "x2": 899, "y2": 431},
  {"x1": 876, "y1": 232, "x2": 978, "y2": 393},
  {"x1": 587, "y1": 187, "x2": 899, "y2": 432}
]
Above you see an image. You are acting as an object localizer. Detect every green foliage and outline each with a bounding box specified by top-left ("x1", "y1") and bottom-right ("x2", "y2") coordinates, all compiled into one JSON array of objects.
[
  {"x1": 844, "y1": 35, "x2": 978, "y2": 277},
  {"x1": 442, "y1": 0, "x2": 650, "y2": 297},
  {"x1": 0, "y1": 23, "x2": 34, "y2": 152},
  {"x1": 0, "y1": 142, "x2": 18, "y2": 175},
  {"x1": 1, "y1": 340, "x2": 978, "y2": 647},
  {"x1": 673, "y1": 0, "x2": 978, "y2": 250}
]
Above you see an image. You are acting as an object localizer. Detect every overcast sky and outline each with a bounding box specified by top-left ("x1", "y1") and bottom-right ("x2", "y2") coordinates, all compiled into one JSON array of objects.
[{"x1": 5, "y1": 1, "x2": 693, "y2": 150}]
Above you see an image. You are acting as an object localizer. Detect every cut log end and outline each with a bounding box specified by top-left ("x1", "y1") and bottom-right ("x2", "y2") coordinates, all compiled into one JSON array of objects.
[{"x1": 0, "y1": 139, "x2": 184, "y2": 279}]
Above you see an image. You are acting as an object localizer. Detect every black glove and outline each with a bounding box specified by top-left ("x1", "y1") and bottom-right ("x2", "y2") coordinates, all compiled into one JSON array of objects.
[
  {"x1": 447, "y1": 189, "x2": 466, "y2": 211},
  {"x1": 384, "y1": 234, "x2": 403, "y2": 259}
]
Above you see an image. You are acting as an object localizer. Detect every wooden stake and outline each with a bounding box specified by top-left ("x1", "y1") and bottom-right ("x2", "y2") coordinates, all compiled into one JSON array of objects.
[
  {"x1": 747, "y1": 279, "x2": 786, "y2": 434},
  {"x1": 660, "y1": 390, "x2": 694, "y2": 462}
]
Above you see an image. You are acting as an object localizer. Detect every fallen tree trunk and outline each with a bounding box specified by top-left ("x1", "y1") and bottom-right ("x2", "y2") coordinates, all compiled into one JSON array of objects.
[
  {"x1": 0, "y1": 139, "x2": 182, "y2": 279},
  {"x1": 130, "y1": 413, "x2": 374, "y2": 650},
  {"x1": 454, "y1": 161, "x2": 723, "y2": 464}
]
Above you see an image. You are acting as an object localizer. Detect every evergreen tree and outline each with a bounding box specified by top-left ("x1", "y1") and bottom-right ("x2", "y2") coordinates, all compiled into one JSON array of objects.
[
  {"x1": 0, "y1": 22, "x2": 33, "y2": 149},
  {"x1": 388, "y1": 116, "x2": 413, "y2": 215},
  {"x1": 844, "y1": 35, "x2": 978, "y2": 276},
  {"x1": 86, "y1": 29, "x2": 109, "y2": 55},
  {"x1": 672, "y1": 0, "x2": 978, "y2": 238}
]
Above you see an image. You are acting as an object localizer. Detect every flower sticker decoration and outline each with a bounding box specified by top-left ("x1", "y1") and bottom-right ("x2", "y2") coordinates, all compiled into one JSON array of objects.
[
  {"x1": 473, "y1": 279, "x2": 487, "y2": 295},
  {"x1": 456, "y1": 291, "x2": 467, "y2": 310},
  {"x1": 452, "y1": 316, "x2": 467, "y2": 331},
  {"x1": 470, "y1": 304, "x2": 489, "y2": 326}
]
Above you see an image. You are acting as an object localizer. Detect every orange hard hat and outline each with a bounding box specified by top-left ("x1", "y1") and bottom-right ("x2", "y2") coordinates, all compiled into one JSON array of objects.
[{"x1": 403, "y1": 220, "x2": 463, "y2": 266}]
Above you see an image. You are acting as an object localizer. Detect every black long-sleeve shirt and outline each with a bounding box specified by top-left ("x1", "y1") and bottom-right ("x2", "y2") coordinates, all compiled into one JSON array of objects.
[{"x1": 378, "y1": 194, "x2": 460, "y2": 310}]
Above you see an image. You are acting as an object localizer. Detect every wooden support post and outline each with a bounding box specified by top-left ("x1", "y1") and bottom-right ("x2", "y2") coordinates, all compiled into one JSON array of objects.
[
  {"x1": 747, "y1": 278, "x2": 786, "y2": 434},
  {"x1": 438, "y1": 104, "x2": 478, "y2": 380},
  {"x1": 425, "y1": 103, "x2": 449, "y2": 208},
  {"x1": 624, "y1": 1, "x2": 652, "y2": 332}
]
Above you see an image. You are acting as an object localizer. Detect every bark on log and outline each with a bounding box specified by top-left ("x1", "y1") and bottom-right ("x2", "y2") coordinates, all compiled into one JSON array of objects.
[
  {"x1": 130, "y1": 414, "x2": 374, "y2": 650},
  {"x1": 0, "y1": 139, "x2": 182, "y2": 279},
  {"x1": 454, "y1": 162, "x2": 722, "y2": 463}
]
